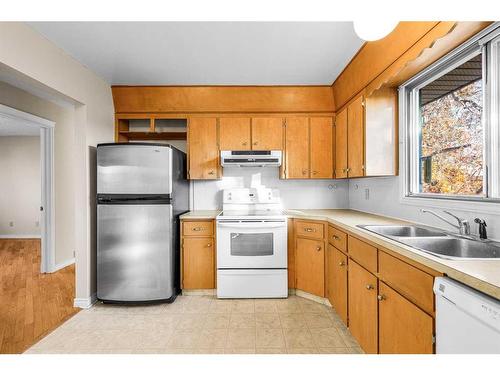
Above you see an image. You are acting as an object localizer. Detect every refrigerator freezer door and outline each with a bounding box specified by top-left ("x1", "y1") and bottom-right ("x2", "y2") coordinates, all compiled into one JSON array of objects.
[
  {"x1": 97, "y1": 204, "x2": 174, "y2": 302},
  {"x1": 97, "y1": 144, "x2": 172, "y2": 195}
]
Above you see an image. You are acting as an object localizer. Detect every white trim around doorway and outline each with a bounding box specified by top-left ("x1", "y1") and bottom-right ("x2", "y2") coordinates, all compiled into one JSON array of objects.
[{"x1": 0, "y1": 103, "x2": 57, "y2": 273}]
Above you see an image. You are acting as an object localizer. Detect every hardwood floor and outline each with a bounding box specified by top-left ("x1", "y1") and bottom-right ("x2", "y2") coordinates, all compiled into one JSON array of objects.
[{"x1": 0, "y1": 239, "x2": 79, "y2": 354}]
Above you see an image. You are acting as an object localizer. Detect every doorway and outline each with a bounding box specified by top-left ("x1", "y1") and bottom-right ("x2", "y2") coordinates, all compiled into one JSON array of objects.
[{"x1": 0, "y1": 103, "x2": 55, "y2": 273}]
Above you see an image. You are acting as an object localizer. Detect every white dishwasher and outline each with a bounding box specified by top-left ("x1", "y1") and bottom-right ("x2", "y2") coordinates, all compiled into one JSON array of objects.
[{"x1": 434, "y1": 277, "x2": 500, "y2": 354}]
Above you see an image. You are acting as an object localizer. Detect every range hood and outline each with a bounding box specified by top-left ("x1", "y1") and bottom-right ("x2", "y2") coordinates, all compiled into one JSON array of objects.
[{"x1": 220, "y1": 150, "x2": 282, "y2": 167}]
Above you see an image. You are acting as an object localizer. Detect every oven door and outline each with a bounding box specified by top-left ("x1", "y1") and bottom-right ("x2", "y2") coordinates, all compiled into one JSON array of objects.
[{"x1": 216, "y1": 220, "x2": 287, "y2": 269}]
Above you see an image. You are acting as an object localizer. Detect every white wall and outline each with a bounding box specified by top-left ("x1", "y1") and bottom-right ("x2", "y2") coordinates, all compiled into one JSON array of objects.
[
  {"x1": 0, "y1": 81, "x2": 77, "y2": 265},
  {"x1": 0, "y1": 136, "x2": 41, "y2": 237},
  {"x1": 349, "y1": 176, "x2": 500, "y2": 241},
  {"x1": 193, "y1": 168, "x2": 349, "y2": 210},
  {"x1": 0, "y1": 22, "x2": 115, "y2": 305}
]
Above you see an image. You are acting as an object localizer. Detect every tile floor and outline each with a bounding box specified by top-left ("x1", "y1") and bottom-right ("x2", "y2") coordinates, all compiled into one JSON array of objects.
[{"x1": 25, "y1": 295, "x2": 363, "y2": 354}]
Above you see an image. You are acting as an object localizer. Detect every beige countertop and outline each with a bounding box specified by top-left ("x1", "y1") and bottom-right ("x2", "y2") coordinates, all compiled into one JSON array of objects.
[
  {"x1": 286, "y1": 209, "x2": 500, "y2": 300},
  {"x1": 180, "y1": 210, "x2": 221, "y2": 219},
  {"x1": 180, "y1": 208, "x2": 500, "y2": 300}
]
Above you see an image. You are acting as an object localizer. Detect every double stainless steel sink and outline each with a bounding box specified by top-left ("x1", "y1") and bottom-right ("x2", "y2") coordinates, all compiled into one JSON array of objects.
[{"x1": 358, "y1": 225, "x2": 500, "y2": 260}]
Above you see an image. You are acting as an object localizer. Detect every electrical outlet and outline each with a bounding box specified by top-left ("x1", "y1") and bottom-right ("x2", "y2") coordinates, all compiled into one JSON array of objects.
[
  {"x1": 9, "y1": 221, "x2": 14, "y2": 227},
  {"x1": 364, "y1": 188, "x2": 370, "y2": 200}
]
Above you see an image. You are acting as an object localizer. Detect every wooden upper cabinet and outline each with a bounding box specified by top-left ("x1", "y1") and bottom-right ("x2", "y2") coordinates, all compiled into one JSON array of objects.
[
  {"x1": 219, "y1": 117, "x2": 251, "y2": 150},
  {"x1": 334, "y1": 108, "x2": 348, "y2": 179},
  {"x1": 285, "y1": 117, "x2": 310, "y2": 179},
  {"x1": 347, "y1": 95, "x2": 365, "y2": 178},
  {"x1": 348, "y1": 260, "x2": 378, "y2": 354},
  {"x1": 188, "y1": 117, "x2": 219, "y2": 179},
  {"x1": 310, "y1": 117, "x2": 333, "y2": 178},
  {"x1": 364, "y1": 87, "x2": 398, "y2": 177},
  {"x1": 251, "y1": 117, "x2": 283, "y2": 150},
  {"x1": 326, "y1": 245, "x2": 348, "y2": 325},
  {"x1": 295, "y1": 237, "x2": 325, "y2": 297},
  {"x1": 182, "y1": 237, "x2": 215, "y2": 289},
  {"x1": 378, "y1": 282, "x2": 434, "y2": 354}
]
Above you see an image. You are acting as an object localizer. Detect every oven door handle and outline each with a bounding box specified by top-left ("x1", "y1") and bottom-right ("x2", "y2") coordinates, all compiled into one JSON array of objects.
[{"x1": 217, "y1": 222, "x2": 286, "y2": 229}]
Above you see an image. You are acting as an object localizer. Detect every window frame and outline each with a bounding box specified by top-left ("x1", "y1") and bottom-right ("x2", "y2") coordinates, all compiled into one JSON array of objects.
[{"x1": 400, "y1": 22, "x2": 500, "y2": 205}]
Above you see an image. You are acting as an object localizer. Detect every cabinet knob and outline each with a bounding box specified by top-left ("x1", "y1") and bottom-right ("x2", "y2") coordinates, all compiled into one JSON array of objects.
[
  {"x1": 377, "y1": 294, "x2": 386, "y2": 301},
  {"x1": 253, "y1": 142, "x2": 258, "y2": 145},
  {"x1": 302, "y1": 169, "x2": 308, "y2": 175},
  {"x1": 312, "y1": 171, "x2": 318, "y2": 175},
  {"x1": 332, "y1": 235, "x2": 340, "y2": 240},
  {"x1": 208, "y1": 171, "x2": 215, "y2": 175},
  {"x1": 338, "y1": 261, "x2": 345, "y2": 266},
  {"x1": 316, "y1": 246, "x2": 321, "y2": 251},
  {"x1": 192, "y1": 227, "x2": 203, "y2": 231},
  {"x1": 242, "y1": 142, "x2": 248, "y2": 146},
  {"x1": 366, "y1": 284, "x2": 374, "y2": 290},
  {"x1": 206, "y1": 243, "x2": 212, "y2": 247},
  {"x1": 304, "y1": 228, "x2": 316, "y2": 232}
]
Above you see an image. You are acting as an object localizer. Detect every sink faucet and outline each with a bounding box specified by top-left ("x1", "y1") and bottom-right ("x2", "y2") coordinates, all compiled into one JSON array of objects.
[{"x1": 421, "y1": 209, "x2": 471, "y2": 236}]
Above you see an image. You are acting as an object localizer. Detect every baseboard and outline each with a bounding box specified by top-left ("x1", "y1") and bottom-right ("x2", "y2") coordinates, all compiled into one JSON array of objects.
[
  {"x1": 294, "y1": 289, "x2": 331, "y2": 307},
  {"x1": 182, "y1": 289, "x2": 216, "y2": 296},
  {"x1": 74, "y1": 293, "x2": 97, "y2": 309},
  {"x1": 50, "y1": 258, "x2": 75, "y2": 272},
  {"x1": 0, "y1": 234, "x2": 41, "y2": 239}
]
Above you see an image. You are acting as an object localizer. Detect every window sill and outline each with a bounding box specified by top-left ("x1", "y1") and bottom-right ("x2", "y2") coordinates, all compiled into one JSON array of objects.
[{"x1": 399, "y1": 194, "x2": 500, "y2": 215}]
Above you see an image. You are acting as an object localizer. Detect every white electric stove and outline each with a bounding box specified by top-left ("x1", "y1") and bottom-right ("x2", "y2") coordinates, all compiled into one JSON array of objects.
[{"x1": 216, "y1": 188, "x2": 288, "y2": 299}]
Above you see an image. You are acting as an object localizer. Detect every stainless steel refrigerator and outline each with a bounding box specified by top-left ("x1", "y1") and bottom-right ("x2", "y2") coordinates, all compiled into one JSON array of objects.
[{"x1": 96, "y1": 143, "x2": 189, "y2": 303}]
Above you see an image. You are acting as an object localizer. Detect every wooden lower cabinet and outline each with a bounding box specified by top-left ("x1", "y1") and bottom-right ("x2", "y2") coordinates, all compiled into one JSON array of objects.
[
  {"x1": 182, "y1": 237, "x2": 215, "y2": 289},
  {"x1": 348, "y1": 260, "x2": 378, "y2": 354},
  {"x1": 295, "y1": 237, "x2": 325, "y2": 297},
  {"x1": 378, "y1": 282, "x2": 434, "y2": 354},
  {"x1": 326, "y1": 245, "x2": 348, "y2": 324},
  {"x1": 181, "y1": 219, "x2": 216, "y2": 290}
]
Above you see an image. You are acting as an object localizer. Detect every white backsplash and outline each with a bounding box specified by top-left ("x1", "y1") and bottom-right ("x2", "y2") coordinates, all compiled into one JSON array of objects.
[
  {"x1": 349, "y1": 176, "x2": 500, "y2": 241},
  {"x1": 191, "y1": 168, "x2": 349, "y2": 210}
]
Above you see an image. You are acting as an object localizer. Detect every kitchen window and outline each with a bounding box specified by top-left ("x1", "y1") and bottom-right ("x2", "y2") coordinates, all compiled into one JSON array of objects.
[{"x1": 402, "y1": 23, "x2": 500, "y2": 203}]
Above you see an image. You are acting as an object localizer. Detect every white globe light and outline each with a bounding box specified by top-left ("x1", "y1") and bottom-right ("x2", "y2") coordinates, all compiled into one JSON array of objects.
[{"x1": 353, "y1": 21, "x2": 399, "y2": 41}]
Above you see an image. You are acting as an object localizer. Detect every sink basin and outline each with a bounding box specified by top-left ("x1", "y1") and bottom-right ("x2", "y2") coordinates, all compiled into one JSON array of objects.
[
  {"x1": 357, "y1": 224, "x2": 500, "y2": 259},
  {"x1": 359, "y1": 225, "x2": 447, "y2": 237},
  {"x1": 399, "y1": 237, "x2": 500, "y2": 259}
]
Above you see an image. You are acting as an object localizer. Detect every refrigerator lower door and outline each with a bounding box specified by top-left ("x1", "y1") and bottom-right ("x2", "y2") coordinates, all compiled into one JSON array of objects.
[
  {"x1": 97, "y1": 203, "x2": 175, "y2": 302},
  {"x1": 97, "y1": 144, "x2": 172, "y2": 195}
]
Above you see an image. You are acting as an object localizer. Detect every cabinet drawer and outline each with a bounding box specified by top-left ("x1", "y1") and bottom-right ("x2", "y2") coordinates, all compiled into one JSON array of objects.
[
  {"x1": 348, "y1": 236, "x2": 377, "y2": 274},
  {"x1": 294, "y1": 220, "x2": 324, "y2": 239},
  {"x1": 182, "y1": 220, "x2": 214, "y2": 237},
  {"x1": 378, "y1": 251, "x2": 435, "y2": 314},
  {"x1": 328, "y1": 225, "x2": 347, "y2": 253}
]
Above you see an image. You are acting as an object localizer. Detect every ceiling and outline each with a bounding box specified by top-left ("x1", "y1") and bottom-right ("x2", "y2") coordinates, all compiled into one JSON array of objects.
[
  {"x1": 28, "y1": 22, "x2": 363, "y2": 86},
  {"x1": 0, "y1": 116, "x2": 40, "y2": 136}
]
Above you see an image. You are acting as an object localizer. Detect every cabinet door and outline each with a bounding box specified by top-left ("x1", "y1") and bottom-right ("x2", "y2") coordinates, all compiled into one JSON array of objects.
[
  {"x1": 347, "y1": 95, "x2": 365, "y2": 177},
  {"x1": 285, "y1": 117, "x2": 310, "y2": 179},
  {"x1": 310, "y1": 117, "x2": 333, "y2": 178},
  {"x1": 219, "y1": 117, "x2": 251, "y2": 150},
  {"x1": 251, "y1": 117, "x2": 283, "y2": 150},
  {"x1": 379, "y1": 282, "x2": 434, "y2": 354},
  {"x1": 188, "y1": 117, "x2": 219, "y2": 179},
  {"x1": 182, "y1": 237, "x2": 215, "y2": 289},
  {"x1": 348, "y1": 260, "x2": 378, "y2": 353},
  {"x1": 330, "y1": 246, "x2": 348, "y2": 325},
  {"x1": 334, "y1": 108, "x2": 348, "y2": 178},
  {"x1": 295, "y1": 237, "x2": 325, "y2": 297}
]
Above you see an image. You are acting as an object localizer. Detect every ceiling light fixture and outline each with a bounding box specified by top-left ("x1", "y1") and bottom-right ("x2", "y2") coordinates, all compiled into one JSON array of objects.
[{"x1": 353, "y1": 21, "x2": 399, "y2": 41}]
